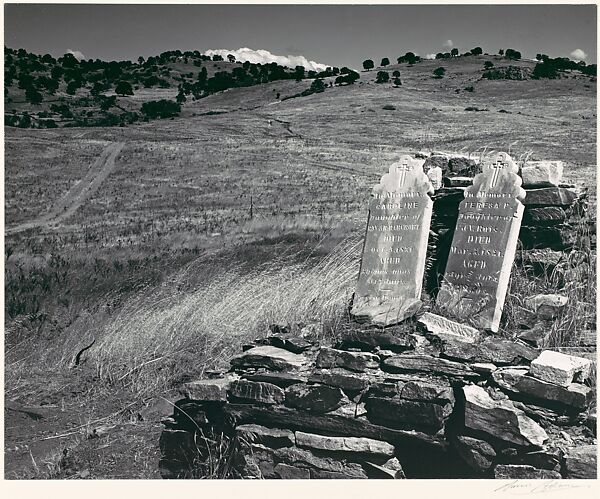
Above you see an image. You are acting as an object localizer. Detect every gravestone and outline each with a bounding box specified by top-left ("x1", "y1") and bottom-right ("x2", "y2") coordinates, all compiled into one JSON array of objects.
[
  {"x1": 351, "y1": 155, "x2": 434, "y2": 326},
  {"x1": 436, "y1": 152, "x2": 526, "y2": 332}
]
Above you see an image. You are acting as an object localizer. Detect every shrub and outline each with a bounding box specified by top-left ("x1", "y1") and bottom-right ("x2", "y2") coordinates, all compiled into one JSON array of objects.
[
  {"x1": 393, "y1": 78, "x2": 402, "y2": 86},
  {"x1": 140, "y1": 99, "x2": 181, "y2": 119},
  {"x1": 433, "y1": 67, "x2": 446, "y2": 78},
  {"x1": 464, "y1": 85, "x2": 474, "y2": 92},
  {"x1": 375, "y1": 71, "x2": 389, "y2": 83},
  {"x1": 484, "y1": 61, "x2": 494, "y2": 70},
  {"x1": 382, "y1": 104, "x2": 396, "y2": 110},
  {"x1": 115, "y1": 81, "x2": 134, "y2": 96}
]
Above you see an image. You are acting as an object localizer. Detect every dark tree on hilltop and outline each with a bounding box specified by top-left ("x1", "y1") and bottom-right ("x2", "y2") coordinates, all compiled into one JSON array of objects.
[
  {"x1": 433, "y1": 67, "x2": 446, "y2": 78},
  {"x1": 227, "y1": 54, "x2": 236, "y2": 63},
  {"x1": 310, "y1": 78, "x2": 326, "y2": 93},
  {"x1": 505, "y1": 49, "x2": 521, "y2": 60},
  {"x1": 397, "y1": 52, "x2": 420, "y2": 64},
  {"x1": 498, "y1": 49, "x2": 504, "y2": 56},
  {"x1": 294, "y1": 66, "x2": 305, "y2": 82},
  {"x1": 392, "y1": 70, "x2": 401, "y2": 78},
  {"x1": 363, "y1": 59, "x2": 374, "y2": 71},
  {"x1": 435, "y1": 53, "x2": 445, "y2": 60},
  {"x1": 451, "y1": 48, "x2": 459, "y2": 57},
  {"x1": 335, "y1": 70, "x2": 360, "y2": 85},
  {"x1": 212, "y1": 54, "x2": 224, "y2": 61},
  {"x1": 381, "y1": 57, "x2": 390, "y2": 67},
  {"x1": 115, "y1": 81, "x2": 134, "y2": 96},
  {"x1": 471, "y1": 47, "x2": 483, "y2": 56},
  {"x1": 375, "y1": 71, "x2": 389, "y2": 83}
]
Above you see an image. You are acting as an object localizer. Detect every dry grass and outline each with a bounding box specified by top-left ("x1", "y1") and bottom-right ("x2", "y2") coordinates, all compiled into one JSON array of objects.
[{"x1": 88, "y1": 235, "x2": 362, "y2": 393}]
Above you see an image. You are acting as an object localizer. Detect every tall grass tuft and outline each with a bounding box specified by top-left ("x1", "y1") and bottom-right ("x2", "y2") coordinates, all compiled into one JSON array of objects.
[{"x1": 89, "y1": 236, "x2": 363, "y2": 394}]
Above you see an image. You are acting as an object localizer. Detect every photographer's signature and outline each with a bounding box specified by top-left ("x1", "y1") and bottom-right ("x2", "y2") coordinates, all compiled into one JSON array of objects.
[{"x1": 494, "y1": 480, "x2": 590, "y2": 495}]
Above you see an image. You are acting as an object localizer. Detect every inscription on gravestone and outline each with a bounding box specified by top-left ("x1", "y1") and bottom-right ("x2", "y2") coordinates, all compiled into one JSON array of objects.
[
  {"x1": 436, "y1": 152, "x2": 526, "y2": 332},
  {"x1": 351, "y1": 155, "x2": 434, "y2": 326}
]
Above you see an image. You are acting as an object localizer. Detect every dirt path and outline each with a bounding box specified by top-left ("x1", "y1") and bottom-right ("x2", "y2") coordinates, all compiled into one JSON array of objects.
[{"x1": 6, "y1": 141, "x2": 125, "y2": 235}]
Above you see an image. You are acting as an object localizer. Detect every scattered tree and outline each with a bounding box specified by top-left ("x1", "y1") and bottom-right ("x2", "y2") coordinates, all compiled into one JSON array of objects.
[
  {"x1": 375, "y1": 71, "x2": 389, "y2": 83},
  {"x1": 433, "y1": 67, "x2": 446, "y2": 78},
  {"x1": 392, "y1": 70, "x2": 401, "y2": 78},
  {"x1": 362, "y1": 59, "x2": 375, "y2": 71},
  {"x1": 505, "y1": 48, "x2": 522, "y2": 60},
  {"x1": 141, "y1": 99, "x2": 181, "y2": 119},
  {"x1": 115, "y1": 81, "x2": 134, "y2": 96},
  {"x1": 380, "y1": 57, "x2": 390, "y2": 67},
  {"x1": 393, "y1": 77, "x2": 402, "y2": 86},
  {"x1": 451, "y1": 48, "x2": 459, "y2": 57},
  {"x1": 470, "y1": 47, "x2": 483, "y2": 56},
  {"x1": 227, "y1": 54, "x2": 236, "y2": 63},
  {"x1": 484, "y1": 61, "x2": 494, "y2": 69},
  {"x1": 25, "y1": 86, "x2": 43, "y2": 104}
]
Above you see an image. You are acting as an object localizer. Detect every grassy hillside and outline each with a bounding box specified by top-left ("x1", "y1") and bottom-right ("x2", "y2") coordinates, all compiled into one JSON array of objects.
[{"x1": 4, "y1": 49, "x2": 597, "y2": 478}]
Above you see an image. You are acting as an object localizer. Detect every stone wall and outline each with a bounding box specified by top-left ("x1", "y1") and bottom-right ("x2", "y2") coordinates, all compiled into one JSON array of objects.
[{"x1": 159, "y1": 321, "x2": 596, "y2": 479}]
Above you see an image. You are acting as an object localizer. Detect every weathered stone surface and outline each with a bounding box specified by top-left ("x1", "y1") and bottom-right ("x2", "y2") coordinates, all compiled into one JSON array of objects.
[
  {"x1": 255, "y1": 334, "x2": 313, "y2": 354},
  {"x1": 523, "y1": 186, "x2": 578, "y2": 206},
  {"x1": 463, "y1": 384, "x2": 548, "y2": 448},
  {"x1": 524, "y1": 294, "x2": 569, "y2": 320},
  {"x1": 273, "y1": 463, "x2": 310, "y2": 479},
  {"x1": 564, "y1": 445, "x2": 597, "y2": 479},
  {"x1": 337, "y1": 328, "x2": 416, "y2": 352},
  {"x1": 228, "y1": 380, "x2": 284, "y2": 405},
  {"x1": 316, "y1": 347, "x2": 380, "y2": 372},
  {"x1": 517, "y1": 248, "x2": 564, "y2": 274},
  {"x1": 441, "y1": 337, "x2": 538, "y2": 365},
  {"x1": 453, "y1": 435, "x2": 496, "y2": 472},
  {"x1": 523, "y1": 207, "x2": 567, "y2": 225},
  {"x1": 399, "y1": 379, "x2": 455, "y2": 405},
  {"x1": 363, "y1": 458, "x2": 406, "y2": 478},
  {"x1": 180, "y1": 377, "x2": 236, "y2": 401},
  {"x1": 436, "y1": 152, "x2": 526, "y2": 332},
  {"x1": 308, "y1": 369, "x2": 370, "y2": 392},
  {"x1": 517, "y1": 327, "x2": 550, "y2": 348},
  {"x1": 493, "y1": 464, "x2": 561, "y2": 479},
  {"x1": 230, "y1": 346, "x2": 307, "y2": 371},
  {"x1": 383, "y1": 353, "x2": 477, "y2": 378},
  {"x1": 427, "y1": 166, "x2": 443, "y2": 190},
  {"x1": 243, "y1": 372, "x2": 307, "y2": 388},
  {"x1": 417, "y1": 312, "x2": 480, "y2": 343},
  {"x1": 296, "y1": 431, "x2": 395, "y2": 456},
  {"x1": 274, "y1": 447, "x2": 368, "y2": 479},
  {"x1": 329, "y1": 401, "x2": 367, "y2": 418},
  {"x1": 351, "y1": 155, "x2": 433, "y2": 326},
  {"x1": 521, "y1": 161, "x2": 564, "y2": 188},
  {"x1": 530, "y1": 350, "x2": 591, "y2": 386},
  {"x1": 366, "y1": 396, "x2": 451, "y2": 432},
  {"x1": 285, "y1": 384, "x2": 347, "y2": 413},
  {"x1": 501, "y1": 447, "x2": 563, "y2": 471},
  {"x1": 235, "y1": 424, "x2": 295, "y2": 448},
  {"x1": 519, "y1": 224, "x2": 578, "y2": 250},
  {"x1": 470, "y1": 362, "x2": 498, "y2": 375},
  {"x1": 492, "y1": 366, "x2": 593, "y2": 410}
]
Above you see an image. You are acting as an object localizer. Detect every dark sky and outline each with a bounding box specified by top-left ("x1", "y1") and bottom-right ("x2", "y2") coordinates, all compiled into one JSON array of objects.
[{"x1": 4, "y1": 4, "x2": 597, "y2": 68}]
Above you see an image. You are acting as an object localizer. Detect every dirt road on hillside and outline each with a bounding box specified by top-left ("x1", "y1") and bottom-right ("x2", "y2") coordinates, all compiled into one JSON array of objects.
[{"x1": 6, "y1": 141, "x2": 125, "y2": 235}]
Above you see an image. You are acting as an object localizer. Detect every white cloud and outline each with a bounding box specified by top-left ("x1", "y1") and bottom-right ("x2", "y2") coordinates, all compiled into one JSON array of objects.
[
  {"x1": 203, "y1": 47, "x2": 329, "y2": 72},
  {"x1": 443, "y1": 40, "x2": 454, "y2": 48},
  {"x1": 67, "y1": 49, "x2": 86, "y2": 61},
  {"x1": 425, "y1": 53, "x2": 437, "y2": 60},
  {"x1": 570, "y1": 48, "x2": 587, "y2": 61}
]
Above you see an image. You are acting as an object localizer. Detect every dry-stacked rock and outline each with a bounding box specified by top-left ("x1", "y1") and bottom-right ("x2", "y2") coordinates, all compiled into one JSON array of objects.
[{"x1": 159, "y1": 320, "x2": 596, "y2": 479}]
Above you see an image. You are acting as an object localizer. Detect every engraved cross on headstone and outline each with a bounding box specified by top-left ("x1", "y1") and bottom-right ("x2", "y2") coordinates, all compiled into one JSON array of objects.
[
  {"x1": 397, "y1": 159, "x2": 413, "y2": 187},
  {"x1": 490, "y1": 157, "x2": 506, "y2": 188}
]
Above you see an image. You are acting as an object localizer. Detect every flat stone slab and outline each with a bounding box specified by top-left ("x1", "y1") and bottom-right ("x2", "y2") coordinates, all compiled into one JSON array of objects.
[
  {"x1": 316, "y1": 347, "x2": 380, "y2": 372},
  {"x1": 274, "y1": 447, "x2": 369, "y2": 479},
  {"x1": 523, "y1": 186, "x2": 578, "y2": 206},
  {"x1": 230, "y1": 346, "x2": 308, "y2": 371},
  {"x1": 228, "y1": 379, "x2": 285, "y2": 405},
  {"x1": 520, "y1": 161, "x2": 564, "y2": 188},
  {"x1": 399, "y1": 379, "x2": 455, "y2": 405},
  {"x1": 382, "y1": 354, "x2": 477, "y2": 378},
  {"x1": 453, "y1": 435, "x2": 496, "y2": 472},
  {"x1": 180, "y1": 376, "x2": 237, "y2": 401},
  {"x1": 441, "y1": 337, "x2": 538, "y2": 365},
  {"x1": 463, "y1": 384, "x2": 548, "y2": 448},
  {"x1": 285, "y1": 384, "x2": 347, "y2": 413},
  {"x1": 236, "y1": 424, "x2": 295, "y2": 448},
  {"x1": 523, "y1": 206, "x2": 567, "y2": 225},
  {"x1": 494, "y1": 464, "x2": 561, "y2": 479},
  {"x1": 564, "y1": 445, "x2": 597, "y2": 479},
  {"x1": 524, "y1": 294, "x2": 569, "y2": 320},
  {"x1": 365, "y1": 396, "x2": 451, "y2": 433},
  {"x1": 417, "y1": 312, "x2": 480, "y2": 343},
  {"x1": 255, "y1": 334, "x2": 313, "y2": 354},
  {"x1": 243, "y1": 372, "x2": 308, "y2": 388},
  {"x1": 295, "y1": 431, "x2": 395, "y2": 456},
  {"x1": 337, "y1": 328, "x2": 416, "y2": 352},
  {"x1": 309, "y1": 369, "x2": 371, "y2": 392},
  {"x1": 492, "y1": 367, "x2": 592, "y2": 411},
  {"x1": 530, "y1": 350, "x2": 591, "y2": 387}
]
